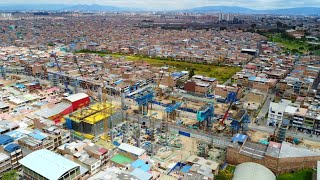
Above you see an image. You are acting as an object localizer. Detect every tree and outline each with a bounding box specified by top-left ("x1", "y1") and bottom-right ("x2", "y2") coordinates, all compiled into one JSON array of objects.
[
  {"x1": 2, "y1": 170, "x2": 18, "y2": 180},
  {"x1": 189, "y1": 68, "x2": 195, "y2": 79},
  {"x1": 215, "y1": 170, "x2": 233, "y2": 180}
]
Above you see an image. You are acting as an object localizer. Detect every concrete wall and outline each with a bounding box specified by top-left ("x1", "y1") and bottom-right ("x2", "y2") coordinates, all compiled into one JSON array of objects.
[{"x1": 226, "y1": 146, "x2": 320, "y2": 175}]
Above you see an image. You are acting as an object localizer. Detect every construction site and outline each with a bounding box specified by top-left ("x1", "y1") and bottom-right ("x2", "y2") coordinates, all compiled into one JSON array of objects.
[{"x1": 0, "y1": 47, "x2": 319, "y2": 180}]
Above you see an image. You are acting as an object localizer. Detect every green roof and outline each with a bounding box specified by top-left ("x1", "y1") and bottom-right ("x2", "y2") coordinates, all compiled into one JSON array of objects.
[{"x1": 110, "y1": 154, "x2": 133, "y2": 166}]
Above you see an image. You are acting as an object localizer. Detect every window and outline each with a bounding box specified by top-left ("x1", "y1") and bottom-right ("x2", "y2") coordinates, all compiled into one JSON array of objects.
[
  {"x1": 278, "y1": 112, "x2": 282, "y2": 115},
  {"x1": 271, "y1": 111, "x2": 275, "y2": 113}
]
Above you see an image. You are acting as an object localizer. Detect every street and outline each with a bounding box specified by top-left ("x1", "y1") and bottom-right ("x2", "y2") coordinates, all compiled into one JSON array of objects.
[{"x1": 257, "y1": 93, "x2": 275, "y2": 124}]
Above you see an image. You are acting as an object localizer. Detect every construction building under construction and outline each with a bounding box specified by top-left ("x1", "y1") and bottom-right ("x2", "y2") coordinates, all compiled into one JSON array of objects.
[{"x1": 65, "y1": 102, "x2": 114, "y2": 139}]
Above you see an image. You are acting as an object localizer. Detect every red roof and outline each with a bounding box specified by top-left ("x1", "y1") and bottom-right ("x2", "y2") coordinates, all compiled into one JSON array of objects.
[{"x1": 98, "y1": 147, "x2": 108, "y2": 154}]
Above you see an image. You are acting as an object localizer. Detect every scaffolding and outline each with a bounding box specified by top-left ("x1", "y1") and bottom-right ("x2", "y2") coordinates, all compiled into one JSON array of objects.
[
  {"x1": 65, "y1": 102, "x2": 114, "y2": 139},
  {"x1": 134, "y1": 87, "x2": 154, "y2": 115}
]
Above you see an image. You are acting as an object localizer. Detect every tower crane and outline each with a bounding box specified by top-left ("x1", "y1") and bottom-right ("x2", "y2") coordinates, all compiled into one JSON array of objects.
[
  {"x1": 50, "y1": 53, "x2": 72, "y2": 94},
  {"x1": 73, "y1": 56, "x2": 99, "y2": 102}
]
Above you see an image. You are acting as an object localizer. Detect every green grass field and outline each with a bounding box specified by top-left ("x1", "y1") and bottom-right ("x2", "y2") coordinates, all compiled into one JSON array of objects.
[
  {"x1": 277, "y1": 169, "x2": 314, "y2": 180},
  {"x1": 75, "y1": 50, "x2": 241, "y2": 83},
  {"x1": 266, "y1": 33, "x2": 320, "y2": 55},
  {"x1": 314, "y1": 50, "x2": 320, "y2": 55},
  {"x1": 269, "y1": 33, "x2": 307, "y2": 53}
]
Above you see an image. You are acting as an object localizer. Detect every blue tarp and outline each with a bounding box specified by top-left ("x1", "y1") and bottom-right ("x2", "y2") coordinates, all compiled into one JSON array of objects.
[
  {"x1": 179, "y1": 131, "x2": 191, "y2": 137},
  {"x1": 114, "y1": 79, "x2": 123, "y2": 85},
  {"x1": 231, "y1": 133, "x2": 248, "y2": 143},
  {"x1": 113, "y1": 141, "x2": 120, "y2": 146},
  {"x1": 15, "y1": 83, "x2": 25, "y2": 89},
  {"x1": 181, "y1": 165, "x2": 192, "y2": 173}
]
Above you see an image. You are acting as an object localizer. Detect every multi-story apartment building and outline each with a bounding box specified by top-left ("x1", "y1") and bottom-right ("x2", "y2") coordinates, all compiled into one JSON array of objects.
[
  {"x1": 267, "y1": 99, "x2": 291, "y2": 127},
  {"x1": 278, "y1": 77, "x2": 314, "y2": 99},
  {"x1": 0, "y1": 153, "x2": 12, "y2": 177},
  {"x1": 0, "y1": 135, "x2": 23, "y2": 172}
]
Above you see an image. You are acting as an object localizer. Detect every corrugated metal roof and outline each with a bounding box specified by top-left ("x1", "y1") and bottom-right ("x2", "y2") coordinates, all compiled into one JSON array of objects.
[
  {"x1": 130, "y1": 168, "x2": 152, "y2": 180},
  {"x1": 64, "y1": 93, "x2": 89, "y2": 103},
  {"x1": 4, "y1": 143, "x2": 21, "y2": 153},
  {"x1": 118, "y1": 143, "x2": 146, "y2": 157},
  {"x1": 19, "y1": 149, "x2": 80, "y2": 180},
  {"x1": 0, "y1": 135, "x2": 14, "y2": 145}
]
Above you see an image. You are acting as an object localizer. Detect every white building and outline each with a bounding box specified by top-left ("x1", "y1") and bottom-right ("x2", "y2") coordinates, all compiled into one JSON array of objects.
[
  {"x1": 267, "y1": 99, "x2": 291, "y2": 127},
  {"x1": 0, "y1": 153, "x2": 12, "y2": 177}
]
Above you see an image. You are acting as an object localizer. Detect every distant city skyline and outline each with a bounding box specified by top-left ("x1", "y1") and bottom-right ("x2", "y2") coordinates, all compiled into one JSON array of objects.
[{"x1": 0, "y1": 0, "x2": 319, "y2": 10}]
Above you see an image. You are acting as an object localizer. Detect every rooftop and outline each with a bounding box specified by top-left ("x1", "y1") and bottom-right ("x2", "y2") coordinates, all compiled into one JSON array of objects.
[
  {"x1": 118, "y1": 143, "x2": 146, "y2": 157},
  {"x1": 279, "y1": 142, "x2": 320, "y2": 158},
  {"x1": 19, "y1": 149, "x2": 80, "y2": 180}
]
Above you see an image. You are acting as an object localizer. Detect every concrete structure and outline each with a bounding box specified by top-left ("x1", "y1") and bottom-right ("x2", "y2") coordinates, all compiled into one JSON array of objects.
[
  {"x1": 267, "y1": 99, "x2": 291, "y2": 127},
  {"x1": 233, "y1": 162, "x2": 276, "y2": 180},
  {"x1": 186, "y1": 155, "x2": 220, "y2": 176},
  {"x1": 65, "y1": 102, "x2": 114, "y2": 139},
  {"x1": 19, "y1": 149, "x2": 81, "y2": 180},
  {"x1": 227, "y1": 141, "x2": 320, "y2": 175},
  {"x1": 0, "y1": 153, "x2": 12, "y2": 177}
]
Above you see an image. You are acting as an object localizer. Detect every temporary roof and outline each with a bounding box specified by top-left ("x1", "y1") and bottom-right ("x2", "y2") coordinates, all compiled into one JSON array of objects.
[
  {"x1": 64, "y1": 93, "x2": 89, "y2": 103},
  {"x1": 233, "y1": 162, "x2": 275, "y2": 180},
  {"x1": 118, "y1": 143, "x2": 146, "y2": 157},
  {"x1": 19, "y1": 149, "x2": 80, "y2": 180}
]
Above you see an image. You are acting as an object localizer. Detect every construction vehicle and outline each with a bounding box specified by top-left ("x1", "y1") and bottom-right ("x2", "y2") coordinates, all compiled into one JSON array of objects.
[
  {"x1": 215, "y1": 87, "x2": 241, "y2": 132},
  {"x1": 50, "y1": 53, "x2": 73, "y2": 94}
]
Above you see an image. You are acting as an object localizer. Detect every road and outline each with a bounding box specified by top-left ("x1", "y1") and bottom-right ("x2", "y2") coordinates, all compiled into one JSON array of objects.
[{"x1": 256, "y1": 93, "x2": 275, "y2": 124}]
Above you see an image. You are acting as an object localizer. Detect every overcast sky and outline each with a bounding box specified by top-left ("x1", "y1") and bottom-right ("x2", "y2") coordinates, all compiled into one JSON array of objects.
[{"x1": 1, "y1": 0, "x2": 319, "y2": 10}]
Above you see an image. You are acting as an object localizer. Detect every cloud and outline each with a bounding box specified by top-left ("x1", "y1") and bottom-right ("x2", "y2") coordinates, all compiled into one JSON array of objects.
[{"x1": 0, "y1": 0, "x2": 319, "y2": 10}]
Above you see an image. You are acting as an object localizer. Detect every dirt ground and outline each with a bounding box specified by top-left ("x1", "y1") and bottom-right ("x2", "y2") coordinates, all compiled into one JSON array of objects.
[
  {"x1": 298, "y1": 139, "x2": 320, "y2": 150},
  {"x1": 154, "y1": 135, "x2": 197, "y2": 167},
  {"x1": 248, "y1": 130, "x2": 270, "y2": 142}
]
